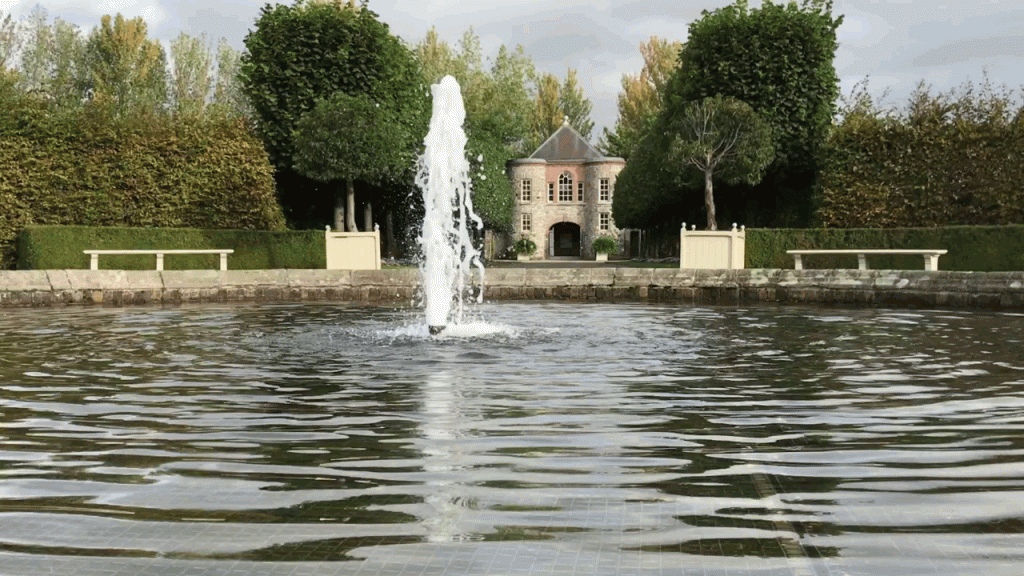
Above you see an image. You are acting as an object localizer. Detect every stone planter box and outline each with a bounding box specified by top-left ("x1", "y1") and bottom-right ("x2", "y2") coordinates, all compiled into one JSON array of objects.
[
  {"x1": 680, "y1": 224, "x2": 745, "y2": 270},
  {"x1": 517, "y1": 253, "x2": 533, "y2": 262},
  {"x1": 325, "y1": 225, "x2": 381, "y2": 270},
  {"x1": 595, "y1": 253, "x2": 608, "y2": 262}
]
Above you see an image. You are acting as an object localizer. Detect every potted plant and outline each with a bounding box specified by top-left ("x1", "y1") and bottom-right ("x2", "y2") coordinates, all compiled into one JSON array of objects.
[
  {"x1": 513, "y1": 237, "x2": 537, "y2": 261},
  {"x1": 592, "y1": 236, "x2": 617, "y2": 262}
]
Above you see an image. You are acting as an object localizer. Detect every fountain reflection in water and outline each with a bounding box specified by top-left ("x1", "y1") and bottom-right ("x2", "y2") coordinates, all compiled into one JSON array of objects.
[{"x1": 416, "y1": 75, "x2": 485, "y2": 335}]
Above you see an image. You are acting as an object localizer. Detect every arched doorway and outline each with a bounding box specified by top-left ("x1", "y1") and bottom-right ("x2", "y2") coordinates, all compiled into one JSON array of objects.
[{"x1": 549, "y1": 222, "x2": 581, "y2": 257}]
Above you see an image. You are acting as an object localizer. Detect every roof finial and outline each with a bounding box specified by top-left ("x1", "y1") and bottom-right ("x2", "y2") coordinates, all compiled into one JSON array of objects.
[{"x1": 563, "y1": 115, "x2": 569, "y2": 126}]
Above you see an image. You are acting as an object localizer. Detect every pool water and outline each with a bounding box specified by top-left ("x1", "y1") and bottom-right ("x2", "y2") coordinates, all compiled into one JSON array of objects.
[{"x1": 1, "y1": 301, "x2": 1023, "y2": 575}]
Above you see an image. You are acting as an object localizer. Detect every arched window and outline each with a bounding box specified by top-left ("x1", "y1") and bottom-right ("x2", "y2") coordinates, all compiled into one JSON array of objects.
[{"x1": 558, "y1": 172, "x2": 573, "y2": 202}]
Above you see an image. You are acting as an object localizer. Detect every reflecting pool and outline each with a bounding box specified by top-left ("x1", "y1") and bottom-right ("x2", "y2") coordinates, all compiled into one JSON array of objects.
[{"x1": 1, "y1": 302, "x2": 1023, "y2": 576}]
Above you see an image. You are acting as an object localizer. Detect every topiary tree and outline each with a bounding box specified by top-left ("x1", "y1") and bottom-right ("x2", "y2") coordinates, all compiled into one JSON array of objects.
[
  {"x1": 667, "y1": 95, "x2": 774, "y2": 230},
  {"x1": 292, "y1": 91, "x2": 417, "y2": 231},
  {"x1": 666, "y1": 0, "x2": 842, "y2": 227},
  {"x1": 240, "y1": 0, "x2": 427, "y2": 230}
]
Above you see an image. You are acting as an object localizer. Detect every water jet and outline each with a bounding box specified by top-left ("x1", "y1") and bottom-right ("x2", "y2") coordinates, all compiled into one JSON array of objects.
[{"x1": 416, "y1": 75, "x2": 485, "y2": 335}]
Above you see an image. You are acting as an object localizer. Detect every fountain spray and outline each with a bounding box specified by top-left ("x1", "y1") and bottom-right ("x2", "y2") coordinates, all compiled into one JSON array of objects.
[{"x1": 416, "y1": 75, "x2": 485, "y2": 335}]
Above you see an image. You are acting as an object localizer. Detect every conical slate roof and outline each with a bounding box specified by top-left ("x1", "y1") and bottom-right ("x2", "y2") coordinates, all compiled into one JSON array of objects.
[{"x1": 530, "y1": 117, "x2": 604, "y2": 161}]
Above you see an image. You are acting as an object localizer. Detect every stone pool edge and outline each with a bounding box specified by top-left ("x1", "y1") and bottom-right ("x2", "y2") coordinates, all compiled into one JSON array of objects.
[{"x1": 2, "y1": 268, "x2": 1023, "y2": 310}]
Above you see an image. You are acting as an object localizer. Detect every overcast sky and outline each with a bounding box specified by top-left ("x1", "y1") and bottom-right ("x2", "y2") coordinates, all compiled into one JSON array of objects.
[{"x1": 3, "y1": 0, "x2": 1023, "y2": 140}]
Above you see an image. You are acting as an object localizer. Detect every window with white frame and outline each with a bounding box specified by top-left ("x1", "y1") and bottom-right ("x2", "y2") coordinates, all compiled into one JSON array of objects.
[
  {"x1": 558, "y1": 172, "x2": 573, "y2": 202},
  {"x1": 577, "y1": 182, "x2": 584, "y2": 202},
  {"x1": 520, "y1": 179, "x2": 531, "y2": 202},
  {"x1": 599, "y1": 178, "x2": 610, "y2": 202},
  {"x1": 599, "y1": 212, "x2": 610, "y2": 231},
  {"x1": 548, "y1": 182, "x2": 554, "y2": 202},
  {"x1": 521, "y1": 213, "x2": 531, "y2": 232}
]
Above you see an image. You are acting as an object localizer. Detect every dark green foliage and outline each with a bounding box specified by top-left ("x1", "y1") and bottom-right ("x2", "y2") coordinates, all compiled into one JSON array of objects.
[
  {"x1": 820, "y1": 80, "x2": 1024, "y2": 227},
  {"x1": 592, "y1": 236, "x2": 618, "y2": 254},
  {"x1": 17, "y1": 226, "x2": 323, "y2": 270},
  {"x1": 666, "y1": 95, "x2": 774, "y2": 229},
  {"x1": 746, "y1": 226, "x2": 1024, "y2": 272},
  {"x1": 615, "y1": 0, "x2": 841, "y2": 232},
  {"x1": 512, "y1": 237, "x2": 536, "y2": 255},
  {"x1": 241, "y1": 1, "x2": 428, "y2": 230},
  {"x1": 294, "y1": 91, "x2": 416, "y2": 185},
  {"x1": 0, "y1": 85, "x2": 285, "y2": 269}
]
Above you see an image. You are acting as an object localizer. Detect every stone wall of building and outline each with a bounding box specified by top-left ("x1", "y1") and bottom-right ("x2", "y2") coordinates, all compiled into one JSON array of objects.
[
  {"x1": 3, "y1": 268, "x2": 1023, "y2": 309},
  {"x1": 508, "y1": 158, "x2": 625, "y2": 259}
]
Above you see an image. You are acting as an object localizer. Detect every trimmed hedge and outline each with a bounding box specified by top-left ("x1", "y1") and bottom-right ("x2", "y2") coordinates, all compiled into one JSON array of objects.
[
  {"x1": 0, "y1": 84, "x2": 286, "y2": 269},
  {"x1": 17, "y1": 226, "x2": 325, "y2": 270},
  {"x1": 747, "y1": 225, "x2": 1024, "y2": 272}
]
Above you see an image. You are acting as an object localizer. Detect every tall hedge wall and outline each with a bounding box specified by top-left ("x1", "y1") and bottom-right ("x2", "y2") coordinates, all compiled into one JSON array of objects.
[
  {"x1": 16, "y1": 226, "x2": 324, "y2": 270},
  {"x1": 747, "y1": 226, "x2": 1024, "y2": 272},
  {"x1": 0, "y1": 85, "x2": 286, "y2": 269}
]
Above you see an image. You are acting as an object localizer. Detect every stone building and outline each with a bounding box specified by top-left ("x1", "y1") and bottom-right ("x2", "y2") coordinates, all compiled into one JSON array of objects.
[{"x1": 506, "y1": 118, "x2": 626, "y2": 259}]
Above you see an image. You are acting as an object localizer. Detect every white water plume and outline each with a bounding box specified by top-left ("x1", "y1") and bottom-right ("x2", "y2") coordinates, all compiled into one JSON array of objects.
[{"x1": 415, "y1": 75, "x2": 485, "y2": 334}]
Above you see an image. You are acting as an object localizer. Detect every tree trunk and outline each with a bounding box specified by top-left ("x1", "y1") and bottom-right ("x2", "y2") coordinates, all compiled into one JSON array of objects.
[
  {"x1": 345, "y1": 179, "x2": 357, "y2": 232},
  {"x1": 333, "y1": 184, "x2": 345, "y2": 231},
  {"x1": 385, "y1": 210, "x2": 396, "y2": 259},
  {"x1": 704, "y1": 169, "x2": 717, "y2": 230},
  {"x1": 363, "y1": 200, "x2": 373, "y2": 232}
]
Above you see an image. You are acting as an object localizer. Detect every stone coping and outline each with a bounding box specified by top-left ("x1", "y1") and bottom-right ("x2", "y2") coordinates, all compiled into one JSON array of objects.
[{"x1": 1, "y1": 268, "x2": 1022, "y2": 309}]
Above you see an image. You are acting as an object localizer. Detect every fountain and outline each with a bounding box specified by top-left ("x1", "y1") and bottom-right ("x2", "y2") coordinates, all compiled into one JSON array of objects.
[{"x1": 416, "y1": 75, "x2": 485, "y2": 335}]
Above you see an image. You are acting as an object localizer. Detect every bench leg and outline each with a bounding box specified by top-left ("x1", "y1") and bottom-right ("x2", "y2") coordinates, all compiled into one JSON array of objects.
[
  {"x1": 220, "y1": 253, "x2": 228, "y2": 271},
  {"x1": 857, "y1": 254, "x2": 868, "y2": 270},
  {"x1": 90, "y1": 254, "x2": 99, "y2": 270},
  {"x1": 156, "y1": 253, "x2": 164, "y2": 271},
  {"x1": 925, "y1": 255, "x2": 939, "y2": 271},
  {"x1": 793, "y1": 255, "x2": 803, "y2": 270}
]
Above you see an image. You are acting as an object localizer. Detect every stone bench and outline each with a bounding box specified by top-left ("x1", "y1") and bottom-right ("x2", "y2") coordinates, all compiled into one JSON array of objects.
[
  {"x1": 787, "y1": 249, "x2": 948, "y2": 271},
  {"x1": 84, "y1": 249, "x2": 234, "y2": 271}
]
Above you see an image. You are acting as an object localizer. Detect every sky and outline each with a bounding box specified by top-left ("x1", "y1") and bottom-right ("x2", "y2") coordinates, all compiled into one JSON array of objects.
[{"x1": 3, "y1": 0, "x2": 1024, "y2": 141}]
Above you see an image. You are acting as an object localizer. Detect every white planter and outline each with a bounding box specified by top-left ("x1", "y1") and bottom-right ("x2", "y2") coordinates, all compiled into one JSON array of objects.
[
  {"x1": 517, "y1": 253, "x2": 532, "y2": 262},
  {"x1": 325, "y1": 225, "x2": 381, "y2": 270},
  {"x1": 679, "y1": 224, "x2": 745, "y2": 270},
  {"x1": 595, "y1": 253, "x2": 608, "y2": 262}
]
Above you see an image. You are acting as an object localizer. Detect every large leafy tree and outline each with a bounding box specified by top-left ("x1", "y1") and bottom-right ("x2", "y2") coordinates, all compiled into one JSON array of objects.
[
  {"x1": 526, "y1": 69, "x2": 595, "y2": 150},
  {"x1": 559, "y1": 68, "x2": 593, "y2": 140},
  {"x1": 413, "y1": 27, "x2": 536, "y2": 231},
  {"x1": 666, "y1": 95, "x2": 773, "y2": 229},
  {"x1": 240, "y1": 0, "x2": 427, "y2": 230},
  {"x1": 84, "y1": 13, "x2": 169, "y2": 118},
  {"x1": 169, "y1": 32, "x2": 212, "y2": 117},
  {"x1": 598, "y1": 36, "x2": 682, "y2": 160},
  {"x1": 293, "y1": 92, "x2": 414, "y2": 231},
  {"x1": 658, "y1": 0, "x2": 842, "y2": 228}
]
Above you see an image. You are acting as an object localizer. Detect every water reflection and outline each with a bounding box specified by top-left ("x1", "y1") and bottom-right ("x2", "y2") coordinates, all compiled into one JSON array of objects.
[{"x1": 0, "y1": 302, "x2": 1023, "y2": 575}]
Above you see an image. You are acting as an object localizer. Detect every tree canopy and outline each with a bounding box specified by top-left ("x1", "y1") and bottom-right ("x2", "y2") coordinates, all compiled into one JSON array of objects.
[
  {"x1": 614, "y1": 0, "x2": 842, "y2": 231},
  {"x1": 241, "y1": 0, "x2": 428, "y2": 230},
  {"x1": 666, "y1": 95, "x2": 774, "y2": 229},
  {"x1": 413, "y1": 27, "x2": 538, "y2": 231},
  {"x1": 599, "y1": 36, "x2": 682, "y2": 160}
]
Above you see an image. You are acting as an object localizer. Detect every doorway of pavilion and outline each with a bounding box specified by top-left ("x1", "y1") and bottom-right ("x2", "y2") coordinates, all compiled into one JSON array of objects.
[{"x1": 549, "y1": 222, "x2": 581, "y2": 257}]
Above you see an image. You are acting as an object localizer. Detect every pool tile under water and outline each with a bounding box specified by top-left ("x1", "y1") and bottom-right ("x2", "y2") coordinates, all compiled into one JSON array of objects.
[{"x1": 2, "y1": 303, "x2": 1024, "y2": 575}]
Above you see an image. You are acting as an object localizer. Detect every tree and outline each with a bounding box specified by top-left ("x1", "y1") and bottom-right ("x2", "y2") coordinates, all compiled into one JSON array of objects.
[
  {"x1": 666, "y1": 95, "x2": 773, "y2": 229},
  {"x1": 668, "y1": 0, "x2": 842, "y2": 227},
  {"x1": 84, "y1": 13, "x2": 168, "y2": 118},
  {"x1": 169, "y1": 32, "x2": 212, "y2": 117},
  {"x1": 413, "y1": 27, "x2": 536, "y2": 231},
  {"x1": 529, "y1": 72, "x2": 562, "y2": 149},
  {"x1": 293, "y1": 92, "x2": 413, "y2": 231},
  {"x1": 240, "y1": 0, "x2": 427, "y2": 230},
  {"x1": 559, "y1": 68, "x2": 593, "y2": 140},
  {"x1": 598, "y1": 36, "x2": 682, "y2": 160},
  {"x1": 0, "y1": 13, "x2": 19, "y2": 77},
  {"x1": 210, "y1": 38, "x2": 251, "y2": 119}
]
